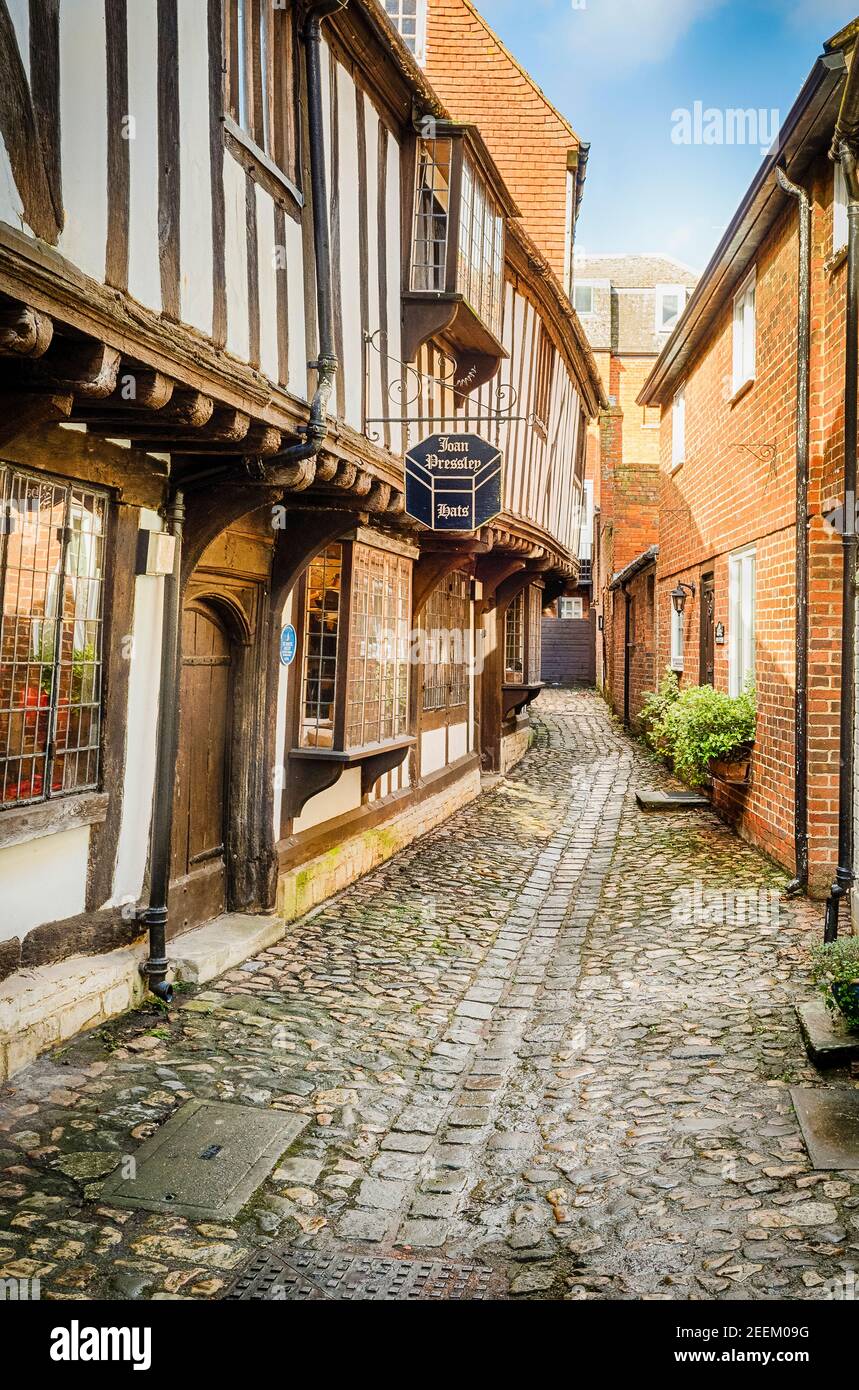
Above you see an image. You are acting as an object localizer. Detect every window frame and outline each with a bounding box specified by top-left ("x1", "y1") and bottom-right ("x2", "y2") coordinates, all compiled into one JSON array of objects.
[
  {"x1": 420, "y1": 570, "x2": 470, "y2": 715},
  {"x1": 296, "y1": 539, "x2": 413, "y2": 756},
  {"x1": 223, "y1": 0, "x2": 300, "y2": 193},
  {"x1": 671, "y1": 382, "x2": 686, "y2": 472},
  {"x1": 0, "y1": 465, "x2": 108, "y2": 810},
  {"x1": 383, "y1": 0, "x2": 428, "y2": 66},
  {"x1": 573, "y1": 282, "x2": 595, "y2": 316},
  {"x1": 533, "y1": 325, "x2": 556, "y2": 434},
  {"x1": 732, "y1": 266, "x2": 757, "y2": 395},
  {"x1": 655, "y1": 283, "x2": 686, "y2": 335},
  {"x1": 670, "y1": 599, "x2": 685, "y2": 673},
  {"x1": 728, "y1": 545, "x2": 756, "y2": 697},
  {"x1": 834, "y1": 159, "x2": 848, "y2": 255},
  {"x1": 560, "y1": 596, "x2": 583, "y2": 620}
]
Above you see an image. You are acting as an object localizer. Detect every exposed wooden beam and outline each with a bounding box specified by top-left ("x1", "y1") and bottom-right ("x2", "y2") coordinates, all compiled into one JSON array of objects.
[
  {"x1": 0, "y1": 390, "x2": 71, "y2": 447},
  {"x1": 0, "y1": 304, "x2": 53, "y2": 358},
  {"x1": 8, "y1": 340, "x2": 121, "y2": 398}
]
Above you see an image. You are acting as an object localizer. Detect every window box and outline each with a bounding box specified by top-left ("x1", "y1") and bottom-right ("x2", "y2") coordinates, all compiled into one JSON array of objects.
[
  {"x1": 403, "y1": 126, "x2": 515, "y2": 393},
  {"x1": 709, "y1": 742, "x2": 754, "y2": 787}
]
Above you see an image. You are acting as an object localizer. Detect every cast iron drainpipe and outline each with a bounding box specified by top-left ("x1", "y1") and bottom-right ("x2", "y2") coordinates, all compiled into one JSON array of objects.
[
  {"x1": 138, "y1": 0, "x2": 345, "y2": 997},
  {"x1": 268, "y1": 0, "x2": 346, "y2": 475},
  {"x1": 139, "y1": 490, "x2": 184, "y2": 1003},
  {"x1": 825, "y1": 132, "x2": 859, "y2": 941},
  {"x1": 776, "y1": 167, "x2": 811, "y2": 897}
]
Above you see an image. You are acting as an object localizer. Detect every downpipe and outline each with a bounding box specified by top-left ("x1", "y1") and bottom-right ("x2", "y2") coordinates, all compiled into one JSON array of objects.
[
  {"x1": 776, "y1": 167, "x2": 811, "y2": 897},
  {"x1": 139, "y1": 490, "x2": 184, "y2": 1003},
  {"x1": 824, "y1": 141, "x2": 859, "y2": 941},
  {"x1": 268, "y1": 0, "x2": 346, "y2": 481}
]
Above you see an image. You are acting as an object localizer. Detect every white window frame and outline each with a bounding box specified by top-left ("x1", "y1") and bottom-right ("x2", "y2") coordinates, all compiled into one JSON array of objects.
[
  {"x1": 655, "y1": 283, "x2": 686, "y2": 335},
  {"x1": 671, "y1": 383, "x2": 686, "y2": 471},
  {"x1": 383, "y1": 0, "x2": 428, "y2": 65},
  {"x1": 573, "y1": 281, "x2": 595, "y2": 316},
  {"x1": 670, "y1": 601, "x2": 685, "y2": 672},
  {"x1": 732, "y1": 266, "x2": 756, "y2": 394},
  {"x1": 728, "y1": 545, "x2": 756, "y2": 696},
  {"x1": 834, "y1": 160, "x2": 848, "y2": 255},
  {"x1": 560, "y1": 596, "x2": 583, "y2": 620}
]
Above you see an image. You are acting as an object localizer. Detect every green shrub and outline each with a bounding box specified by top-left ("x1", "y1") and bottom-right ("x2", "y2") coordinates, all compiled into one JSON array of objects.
[
  {"x1": 810, "y1": 938, "x2": 859, "y2": 1031},
  {"x1": 641, "y1": 676, "x2": 756, "y2": 786}
]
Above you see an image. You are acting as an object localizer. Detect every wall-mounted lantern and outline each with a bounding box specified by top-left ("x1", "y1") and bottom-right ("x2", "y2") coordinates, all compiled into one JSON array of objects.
[{"x1": 670, "y1": 581, "x2": 696, "y2": 615}]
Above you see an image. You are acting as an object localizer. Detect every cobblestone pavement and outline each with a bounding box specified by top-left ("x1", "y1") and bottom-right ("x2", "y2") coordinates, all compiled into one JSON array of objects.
[{"x1": 1, "y1": 688, "x2": 857, "y2": 1300}]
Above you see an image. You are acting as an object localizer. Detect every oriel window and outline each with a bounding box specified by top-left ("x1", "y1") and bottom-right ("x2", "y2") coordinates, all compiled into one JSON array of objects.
[
  {"x1": 0, "y1": 467, "x2": 106, "y2": 807},
  {"x1": 300, "y1": 544, "x2": 342, "y2": 749},
  {"x1": 504, "y1": 591, "x2": 525, "y2": 682},
  {"x1": 421, "y1": 570, "x2": 470, "y2": 712},
  {"x1": 411, "y1": 139, "x2": 453, "y2": 294}
]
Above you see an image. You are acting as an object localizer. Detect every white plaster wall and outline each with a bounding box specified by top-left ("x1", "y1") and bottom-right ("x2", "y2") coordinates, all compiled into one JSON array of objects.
[
  {"x1": 421, "y1": 726, "x2": 447, "y2": 778},
  {"x1": 108, "y1": 509, "x2": 164, "y2": 909},
  {"x1": 449, "y1": 721, "x2": 468, "y2": 763},
  {"x1": 0, "y1": 827, "x2": 89, "y2": 941},
  {"x1": 285, "y1": 212, "x2": 307, "y2": 398},
  {"x1": 256, "y1": 185, "x2": 279, "y2": 381},
  {"x1": 293, "y1": 767, "x2": 362, "y2": 834},
  {"x1": 223, "y1": 155, "x2": 249, "y2": 361},
  {"x1": 178, "y1": 0, "x2": 214, "y2": 333},
  {"x1": 58, "y1": 0, "x2": 108, "y2": 281},
  {"x1": 363, "y1": 95, "x2": 384, "y2": 426},
  {"x1": 385, "y1": 131, "x2": 402, "y2": 455},
  {"x1": 337, "y1": 64, "x2": 363, "y2": 431},
  {"x1": 126, "y1": 0, "x2": 160, "y2": 311}
]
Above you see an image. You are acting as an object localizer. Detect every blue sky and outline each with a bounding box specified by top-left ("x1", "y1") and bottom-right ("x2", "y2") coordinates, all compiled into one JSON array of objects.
[{"x1": 475, "y1": 0, "x2": 858, "y2": 272}]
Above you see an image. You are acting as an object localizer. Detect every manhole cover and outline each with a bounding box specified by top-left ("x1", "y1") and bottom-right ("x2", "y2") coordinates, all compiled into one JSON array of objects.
[
  {"x1": 99, "y1": 1100, "x2": 308, "y2": 1218},
  {"x1": 226, "y1": 1247, "x2": 500, "y2": 1300},
  {"x1": 790, "y1": 1086, "x2": 859, "y2": 1169}
]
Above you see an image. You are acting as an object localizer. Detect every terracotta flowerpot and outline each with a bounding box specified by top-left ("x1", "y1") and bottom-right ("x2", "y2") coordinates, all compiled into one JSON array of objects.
[{"x1": 709, "y1": 756, "x2": 751, "y2": 783}]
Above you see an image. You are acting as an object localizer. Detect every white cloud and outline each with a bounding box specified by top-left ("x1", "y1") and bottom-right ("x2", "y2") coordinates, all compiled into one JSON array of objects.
[{"x1": 477, "y1": 0, "x2": 730, "y2": 75}]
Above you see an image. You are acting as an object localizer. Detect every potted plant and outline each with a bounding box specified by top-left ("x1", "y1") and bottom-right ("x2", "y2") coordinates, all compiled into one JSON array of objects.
[
  {"x1": 641, "y1": 677, "x2": 756, "y2": 788},
  {"x1": 810, "y1": 939, "x2": 859, "y2": 1032}
]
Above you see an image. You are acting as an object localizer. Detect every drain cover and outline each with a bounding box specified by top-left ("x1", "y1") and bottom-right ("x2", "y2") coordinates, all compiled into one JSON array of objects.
[
  {"x1": 791, "y1": 1087, "x2": 859, "y2": 1169},
  {"x1": 226, "y1": 1247, "x2": 499, "y2": 1300},
  {"x1": 100, "y1": 1100, "x2": 307, "y2": 1218}
]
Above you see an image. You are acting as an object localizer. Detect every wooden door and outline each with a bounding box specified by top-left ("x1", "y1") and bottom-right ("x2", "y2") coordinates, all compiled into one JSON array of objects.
[
  {"x1": 700, "y1": 573, "x2": 715, "y2": 686},
  {"x1": 171, "y1": 602, "x2": 232, "y2": 933}
]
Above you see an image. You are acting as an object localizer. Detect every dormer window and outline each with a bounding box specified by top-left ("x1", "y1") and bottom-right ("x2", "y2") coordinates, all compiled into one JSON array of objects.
[
  {"x1": 656, "y1": 284, "x2": 686, "y2": 334},
  {"x1": 403, "y1": 127, "x2": 514, "y2": 391},
  {"x1": 383, "y1": 0, "x2": 428, "y2": 66}
]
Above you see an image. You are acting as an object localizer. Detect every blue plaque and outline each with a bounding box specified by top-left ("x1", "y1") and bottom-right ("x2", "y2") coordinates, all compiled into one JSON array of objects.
[
  {"x1": 405, "y1": 433, "x2": 503, "y2": 531},
  {"x1": 279, "y1": 623, "x2": 297, "y2": 666}
]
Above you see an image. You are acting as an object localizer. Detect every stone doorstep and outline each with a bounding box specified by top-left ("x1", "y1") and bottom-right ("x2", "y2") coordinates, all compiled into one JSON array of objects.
[
  {"x1": 0, "y1": 912, "x2": 284, "y2": 1084},
  {"x1": 635, "y1": 789, "x2": 711, "y2": 811},
  {"x1": 796, "y1": 998, "x2": 859, "y2": 1068}
]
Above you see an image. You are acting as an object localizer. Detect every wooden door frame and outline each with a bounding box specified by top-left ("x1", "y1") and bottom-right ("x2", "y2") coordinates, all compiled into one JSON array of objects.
[{"x1": 700, "y1": 571, "x2": 715, "y2": 686}]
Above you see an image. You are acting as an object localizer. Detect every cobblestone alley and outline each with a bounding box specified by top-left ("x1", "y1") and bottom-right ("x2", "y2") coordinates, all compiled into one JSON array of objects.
[{"x1": 1, "y1": 690, "x2": 855, "y2": 1302}]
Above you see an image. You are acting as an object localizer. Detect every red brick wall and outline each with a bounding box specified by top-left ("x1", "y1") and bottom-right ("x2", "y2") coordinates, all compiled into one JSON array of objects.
[{"x1": 650, "y1": 149, "x2": 848, "y2": 892}]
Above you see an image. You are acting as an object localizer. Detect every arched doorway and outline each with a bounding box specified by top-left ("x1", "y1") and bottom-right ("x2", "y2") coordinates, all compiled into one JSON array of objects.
[{"x1": 170, "y1": 599, "x2": 234, "y2": 933}]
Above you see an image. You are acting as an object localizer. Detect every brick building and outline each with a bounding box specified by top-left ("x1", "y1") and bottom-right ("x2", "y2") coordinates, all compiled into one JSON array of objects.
[
  {"x1": 638, "y1": 22, "x2": 858, "y2": 898},
  {"x1": 572, "y1": 255, "x2": 697, "y2": 705}
]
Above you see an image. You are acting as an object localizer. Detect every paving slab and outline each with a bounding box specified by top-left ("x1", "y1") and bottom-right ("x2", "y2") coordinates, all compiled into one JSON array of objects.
[
  {"x1": 796, "y1": 998, "x2": 859, "y2": 1068},
  {"x1": 790, "y1": 1087, "x2": 859, "y2": 1170}
]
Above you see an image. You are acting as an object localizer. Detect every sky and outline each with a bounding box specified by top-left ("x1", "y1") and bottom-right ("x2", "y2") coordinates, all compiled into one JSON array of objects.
[{"x1": 474, "y1": 0, "x2": 858, "y2": 273}]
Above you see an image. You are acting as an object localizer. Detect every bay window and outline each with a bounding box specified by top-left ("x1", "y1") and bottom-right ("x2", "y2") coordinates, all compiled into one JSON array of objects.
[
  {"x1": 0, "y1": 467, "x2": 106, "y2": 807},
  {"x1": 298, "y1": 540, "x2": 411, "y2": 752},
  {"x1": 403, "y1": 127, "x2": 513, "y2": 379},
  {"x1": 504, "y1": 591, "x2": 524, "y2": 683}
]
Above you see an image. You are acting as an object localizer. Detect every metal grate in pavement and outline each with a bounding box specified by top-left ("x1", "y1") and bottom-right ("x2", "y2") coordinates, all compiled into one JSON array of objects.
[{"x1": 226, "y1": 1247, "x2": 499, "y2": 1300}]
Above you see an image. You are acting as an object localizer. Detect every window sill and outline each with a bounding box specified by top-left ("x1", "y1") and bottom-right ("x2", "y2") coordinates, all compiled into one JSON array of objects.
[
  {"x1": 286, "y1": 737, "x2": 415, "y2": 820},
  {"x1": 826, "y1": 243, "x2": 848, "y2": 277},
  {"x1": 222, "y1": 115, "x2": 303, "y2": 215},
  {"x1": 0, "y1": 790, "x2": 109, "y2": 852},
  {"x1": 728, "y1": 377, "x2": 755, "y2": 408},
  {"x1": 502, "y1": 681, "x2": 544, "y2": 720}
]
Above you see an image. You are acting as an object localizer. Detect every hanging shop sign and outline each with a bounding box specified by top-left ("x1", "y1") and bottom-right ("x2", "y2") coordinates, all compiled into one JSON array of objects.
[
  {"x1": 280, "y1": 624, "x2": 297, "y2": 666},
  {"x1": 405, "y1": 433, "x2": 503, "y2": 532}
]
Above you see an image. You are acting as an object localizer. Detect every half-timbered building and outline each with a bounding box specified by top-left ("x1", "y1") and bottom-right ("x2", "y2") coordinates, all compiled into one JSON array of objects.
[{"x1": 0, "y1": 0, "x2": 602, "y2": 1078}]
